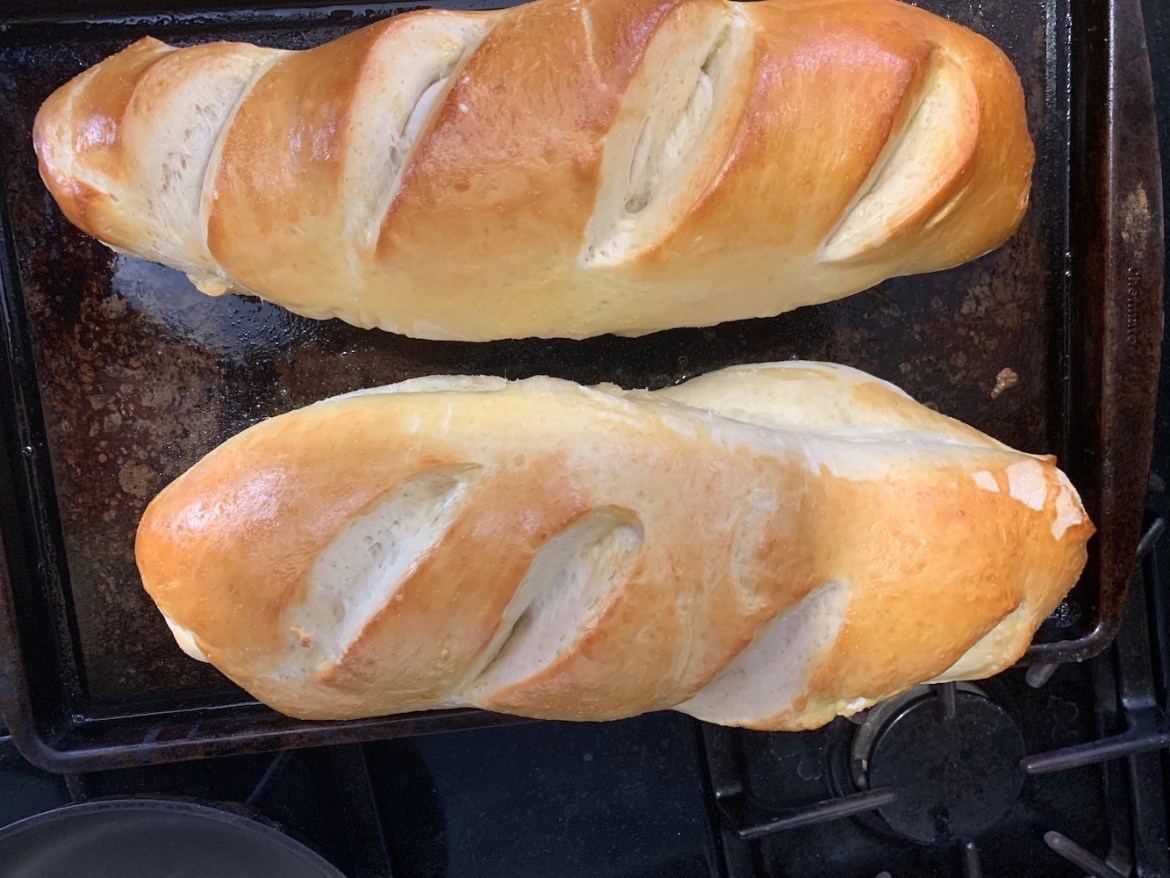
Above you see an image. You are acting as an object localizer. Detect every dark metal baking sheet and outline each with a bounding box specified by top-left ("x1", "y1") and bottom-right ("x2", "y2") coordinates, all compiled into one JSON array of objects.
[{"x1": 0, "y1": 0, "x2": 1162, "y2": 771}]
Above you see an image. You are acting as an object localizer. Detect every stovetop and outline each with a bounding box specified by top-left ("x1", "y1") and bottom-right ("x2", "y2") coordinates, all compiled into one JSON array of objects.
[{"x1": 2, "y1": 4, "x2": 1169, "y2": 878}]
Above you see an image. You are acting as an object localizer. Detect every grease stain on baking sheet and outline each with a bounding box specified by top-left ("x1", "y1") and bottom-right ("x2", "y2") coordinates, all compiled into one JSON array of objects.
[
  {"x1": 112, "y1": 255, "x2": 318, "y2": 361},
  {"x1": 1120, "y1": 184, "x2": 1151, "y2": 253}
]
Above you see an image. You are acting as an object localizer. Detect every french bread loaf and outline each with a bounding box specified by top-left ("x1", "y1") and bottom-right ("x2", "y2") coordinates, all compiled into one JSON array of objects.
[
  {"x1": 136, "y1": 362, "x2": 1091, "y2": 730},
  {"x1": 35, "y1": 0, "x2": 1033, "y2": 341}
]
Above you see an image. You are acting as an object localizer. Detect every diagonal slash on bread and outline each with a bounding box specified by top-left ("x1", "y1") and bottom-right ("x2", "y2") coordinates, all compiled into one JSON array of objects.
[
  {"x1": 137, "y1": 362, "x2": 1091, "y2": 730},
  {"x1": 35, "y1": 0, "x2": 1033, "y2": 340}
]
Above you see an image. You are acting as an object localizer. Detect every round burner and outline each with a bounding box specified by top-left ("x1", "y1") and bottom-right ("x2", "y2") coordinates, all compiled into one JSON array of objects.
[{"x1": 855, "y1": 688, "x2": 1025, "y2": 845}]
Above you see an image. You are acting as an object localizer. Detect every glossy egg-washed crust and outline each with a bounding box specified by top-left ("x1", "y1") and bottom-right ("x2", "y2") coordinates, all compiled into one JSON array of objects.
[
  {"x1": 135, "y1": 363, "x2": 1092, "y2": 729},
  {"x1": 34, "y1": 0, "x2": 1032, "y2": 340}
]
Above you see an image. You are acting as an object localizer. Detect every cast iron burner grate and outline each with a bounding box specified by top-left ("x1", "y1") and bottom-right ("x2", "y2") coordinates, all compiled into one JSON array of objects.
[
  {"x1": 845, "y1": 685, "x2": 1026, "y2": 846},
  {"x1": 703, "y1": 516, "x2": 1170, "y2": 878},
  {"x1": 705, "y1": 682, "x2": 1141, "y2": 877}
]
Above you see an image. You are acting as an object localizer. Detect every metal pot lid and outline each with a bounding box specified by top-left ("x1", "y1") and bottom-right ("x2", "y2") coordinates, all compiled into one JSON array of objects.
[{"x1": 0, "y1": 798, "x2": 346, "y2": 878}]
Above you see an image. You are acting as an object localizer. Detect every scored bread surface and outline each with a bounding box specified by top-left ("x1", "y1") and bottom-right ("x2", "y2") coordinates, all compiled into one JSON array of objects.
[
  {"x1": 137, "y1": 363, "x2": 1092, "y2": 730},
  {"x1": 35, "y1": 0, "x2": 1033, "y2": 340}
]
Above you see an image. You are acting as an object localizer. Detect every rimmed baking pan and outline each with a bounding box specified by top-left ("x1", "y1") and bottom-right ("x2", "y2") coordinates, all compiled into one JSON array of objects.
[{"x1": 0, "y1": 0, "x2": 1161, "y2": 771}]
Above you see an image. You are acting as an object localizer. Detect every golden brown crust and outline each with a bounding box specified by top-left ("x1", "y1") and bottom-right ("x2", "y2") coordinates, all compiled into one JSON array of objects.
[
  {"x1": 206, "y1": 24, "x2": 384, "y2": 297},
  {"x1": 35, "y1": 0, "x2": 1034, "y2": 340},
  {"x1": 369, "y1": 0, "x2": 686, "y2": 336},
  {"x1": 33, "y1": 37, "x2": 175, "y2": 248},
  {"x1": 136, "y1": 363, "x2": 1091, "y2": 728}
]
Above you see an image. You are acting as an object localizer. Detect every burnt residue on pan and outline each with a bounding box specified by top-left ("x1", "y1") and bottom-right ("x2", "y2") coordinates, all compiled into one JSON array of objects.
[{"x1": 0, "y1": 0, "x2": 1093, "y2": 716}]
